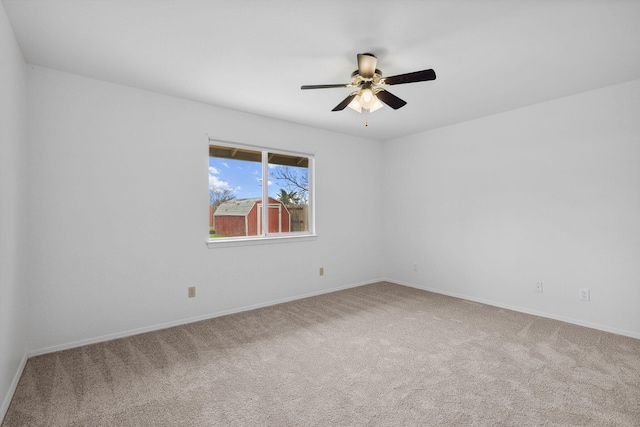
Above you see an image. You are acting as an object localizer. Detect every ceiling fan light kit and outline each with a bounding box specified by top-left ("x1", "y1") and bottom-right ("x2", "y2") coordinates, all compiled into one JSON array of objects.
[
  {"x1": 347, "y1": 87, "x2": 384, "y2": 113},
  {"x1": 301, "y1": 53, "x2": 436, "y2": 115}
]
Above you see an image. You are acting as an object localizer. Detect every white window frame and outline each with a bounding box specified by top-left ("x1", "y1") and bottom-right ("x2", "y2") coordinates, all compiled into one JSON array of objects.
[{"x1": 206, "y1": 137, "x2": 316, "y2": 248}]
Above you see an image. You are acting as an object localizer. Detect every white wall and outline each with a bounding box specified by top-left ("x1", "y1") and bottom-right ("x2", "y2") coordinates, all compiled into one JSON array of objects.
[
  {"x1": 383, "y1": 79, "x2": 640, "y2": 338},
  {"x1": 0, "y1": 1, "x2": 28, "y2": 419},
  {"x1": 9, "y1": 35, "x2": 640, "y2": 409},
  {"x1": 26, "y1": 66, "x2": 385, "y2": 354}
]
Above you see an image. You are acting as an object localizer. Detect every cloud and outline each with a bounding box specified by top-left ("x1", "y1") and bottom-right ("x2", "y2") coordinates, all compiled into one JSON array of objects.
[{"x1": 209, "y1": 169, "x2": 232, "y2": 191}]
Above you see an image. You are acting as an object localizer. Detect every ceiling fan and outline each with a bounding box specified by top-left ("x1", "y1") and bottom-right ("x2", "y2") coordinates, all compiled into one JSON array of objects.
[{"x1": 301, "y1": 53, "x2": 436, "y2": 113}]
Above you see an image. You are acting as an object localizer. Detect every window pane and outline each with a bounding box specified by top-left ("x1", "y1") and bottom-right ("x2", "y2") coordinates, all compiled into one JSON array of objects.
[
  {"x1": 209, "y1": 144, "x2": 263, "y2": 238},
  {"x1": 268, "y1": 152, "x2": 309, "y2": 233},
  {"x1": 208, "y1": 142, "x2": 313, "y2": 241}
]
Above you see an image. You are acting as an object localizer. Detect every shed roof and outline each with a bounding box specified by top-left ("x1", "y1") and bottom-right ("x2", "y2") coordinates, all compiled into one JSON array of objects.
[{"x1": 214, "y1": 198, "x2": 260, "y2": 216}]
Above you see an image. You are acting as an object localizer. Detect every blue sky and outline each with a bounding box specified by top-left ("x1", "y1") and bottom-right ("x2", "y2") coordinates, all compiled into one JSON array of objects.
[
  {"x1": 209, "y1": 157, "x2": 263, "y2": 199},
  {"x1": 209, "y1": 156, "x2": 306, "y2": 201}
]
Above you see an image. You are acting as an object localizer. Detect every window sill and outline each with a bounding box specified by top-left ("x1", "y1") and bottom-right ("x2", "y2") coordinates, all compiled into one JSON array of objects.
[{"x1": 206, "y1": 233, "x2": 318, "y2": 248}]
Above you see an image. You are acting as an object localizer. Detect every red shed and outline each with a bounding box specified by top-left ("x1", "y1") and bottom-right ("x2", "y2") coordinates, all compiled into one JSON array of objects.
[{"x1": 213, "y1": 197, "x2": 290, "y2": 237}]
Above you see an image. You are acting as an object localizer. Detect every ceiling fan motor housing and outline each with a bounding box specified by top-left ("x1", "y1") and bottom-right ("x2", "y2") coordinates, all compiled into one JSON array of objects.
[{"x1": 351, "y1": 70, "x2": 383, "y2": 86}]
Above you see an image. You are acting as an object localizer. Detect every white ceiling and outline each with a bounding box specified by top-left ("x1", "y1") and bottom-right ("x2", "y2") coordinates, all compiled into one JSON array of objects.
[{"x1": 4, "y1": 0, "x2": 640, "y2": 141}]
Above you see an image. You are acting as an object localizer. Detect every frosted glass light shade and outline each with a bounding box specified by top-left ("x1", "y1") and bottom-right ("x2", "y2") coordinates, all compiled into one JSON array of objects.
[
  {"x1": 346, "y1": 89, "x2": 384, "y2": 113},
  {"x1": 347, "y1": 94, "x2": 363, "y2": 112}
]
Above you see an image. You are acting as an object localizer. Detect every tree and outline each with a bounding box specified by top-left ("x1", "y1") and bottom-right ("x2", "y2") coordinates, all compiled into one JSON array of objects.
[
  {"x1": 275, "y1": 188, "x2": 300, "y2": 206},
  {"x1": 209, "y1": 187, "x2": 235, "y2": 208},
  {"x1": 209, "y1": 187, "x2": 235, "y2": 231},
  {"x1": 270, "y1": 166, "x2": 308, "y2": 204}
]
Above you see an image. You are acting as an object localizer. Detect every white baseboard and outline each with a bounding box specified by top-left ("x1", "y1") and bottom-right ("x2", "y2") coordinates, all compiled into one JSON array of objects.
[
  {"x1": 1, "y1": 353, "x2": 28, "y2": 425},
  {"x1": 28, "y1": 278, "x2": 385, "y2": 357},
  {"x1": 385, "y1": 278, "x2": 640, "y2": 340},
  {"x1": 27, "y1": 276, "x2": 639, "y2": 358}
]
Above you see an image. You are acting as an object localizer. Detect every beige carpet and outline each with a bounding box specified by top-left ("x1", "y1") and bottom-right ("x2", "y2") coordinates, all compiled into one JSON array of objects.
[{"x1": 3, "y1": 282, "x2": 639, "y2": 426}]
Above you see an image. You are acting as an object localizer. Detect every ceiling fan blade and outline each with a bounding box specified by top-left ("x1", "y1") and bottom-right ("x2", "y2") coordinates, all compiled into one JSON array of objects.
[
  {"x1": 383, "y1": 69, "x2": 436, "y2": 86},
  {"x1": 375, "y1": 89, "x2": 407, "y2": 110},
  {"x1": 332, "y1": 93, "x2": 357, "y2": 111},
  {"x1": 357, "y1": 53, "x2": 377, "y2": 79},
  {"x1": 301, "y1": 83, "x2": 350, "y2": 90}
]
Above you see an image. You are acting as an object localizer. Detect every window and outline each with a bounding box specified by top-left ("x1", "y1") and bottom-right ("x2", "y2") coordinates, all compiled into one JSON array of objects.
[{"x1": 207, "y1": 138, "x2": 314, "y2": 244}]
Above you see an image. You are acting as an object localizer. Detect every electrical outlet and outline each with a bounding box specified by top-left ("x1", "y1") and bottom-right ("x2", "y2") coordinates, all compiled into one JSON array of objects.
[
  {"x1": 535, "y1": 282, "x2": 543, "y2": 293},
  {"x1": 580, "y1": 289, "x2": 590, "y2": 301},
  {"x1": 319, "y1": 267, "x2": 324, "y2": 276},
  {"x1": 188, "y1": 286, "x2": 196, "y2": 298}
]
